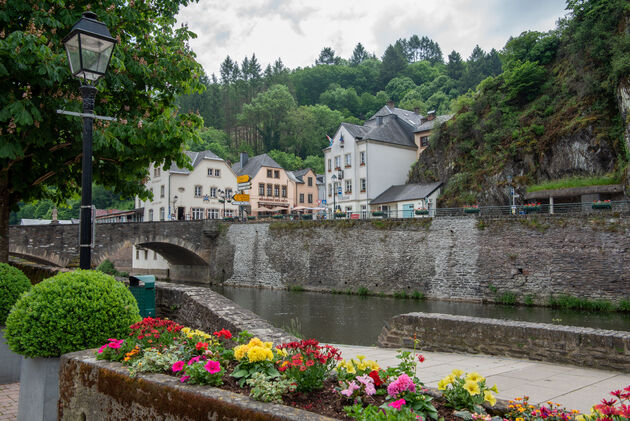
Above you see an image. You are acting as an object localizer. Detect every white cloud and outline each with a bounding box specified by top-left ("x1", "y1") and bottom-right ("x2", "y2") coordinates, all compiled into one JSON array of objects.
[{"x1": 176, "y1": 0, "x2": 568, "y2": 76}]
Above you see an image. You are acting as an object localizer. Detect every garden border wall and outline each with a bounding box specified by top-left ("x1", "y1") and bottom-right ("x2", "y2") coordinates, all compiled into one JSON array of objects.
[
  {"x1": 58, "y1": 350, "x2": 337, "y2": 421},
  {"x1": 155, "y1": 281, "x2": 296, "y2": 344},
  {"x1": 377, "y1": 312, "x2": 630, "y2": 372}
]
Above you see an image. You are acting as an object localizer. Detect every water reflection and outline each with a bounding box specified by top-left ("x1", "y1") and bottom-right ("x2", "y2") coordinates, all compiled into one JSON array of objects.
[{"x1": 209, "y1": 286, "x2": 630, "y2": 346}]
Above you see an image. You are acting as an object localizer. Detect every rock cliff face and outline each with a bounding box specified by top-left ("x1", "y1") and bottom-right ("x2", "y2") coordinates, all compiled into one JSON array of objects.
[{"x1": 619, "y1": 16, "x2": 630, "y2": 191}]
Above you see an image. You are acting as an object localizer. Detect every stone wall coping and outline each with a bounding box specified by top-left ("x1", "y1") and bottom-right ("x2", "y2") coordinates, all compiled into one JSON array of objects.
[
  {"x1": 399, "y1": 312, "x2": 630, "y2": 338},
  {"x1": 59, "y1": 350, "x2": 337, "y2": 420}
]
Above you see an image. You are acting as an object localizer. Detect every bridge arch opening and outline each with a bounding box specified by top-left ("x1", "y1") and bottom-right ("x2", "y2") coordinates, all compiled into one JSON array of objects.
[{"x1": 135, "y1": 242, "x2": 208, "y2": 266}]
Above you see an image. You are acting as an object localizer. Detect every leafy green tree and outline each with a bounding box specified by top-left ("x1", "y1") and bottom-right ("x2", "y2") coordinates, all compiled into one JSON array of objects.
[
  {"x1": 238, "y1": 85, "x2": 296, "y2": 151},
  {"x1": 502, "y1": 31, "x2": 560, "y2": 68},
  {"x1": 302, "y1": 155, "x2": 325, "y2": 174},
  {"x1": 385, "y1": 77, "x2": 417, "y2": 103},
  {"x1": 284, "y1": 105, "x2": 343, "y2": 157},
  {"x1": 267, "y1": 150, "x2": 303, "y2": 171},
  {"x1": 502, "y1": 60, "x2": 547, "y2": 103},
  {"x1": 403, "y1": 61, "x2": 441, "y2": 86},
  {"x1": 446, "y1": 51, "x2": 465, "y2": 82},
  {"x1": 0, "y1": 0, "x2": 204, "y2": 261},
  {"x1": 315, "y1": 47, "x2": 340, "y2": 65}
]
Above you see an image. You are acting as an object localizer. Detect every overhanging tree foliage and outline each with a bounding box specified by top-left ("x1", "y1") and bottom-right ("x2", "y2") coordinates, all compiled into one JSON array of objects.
[{"x1": 0, "y1": 0, "x2": 204, "y2": 262}]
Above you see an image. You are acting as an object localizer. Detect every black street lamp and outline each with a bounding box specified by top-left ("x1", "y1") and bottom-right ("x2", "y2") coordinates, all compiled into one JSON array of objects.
[
  {"x1": 62, "y1": 12, "x2": 117, "y2": 269},
  {"x1": 217, "y1": 189, "x2": 232, "y2": 218}
]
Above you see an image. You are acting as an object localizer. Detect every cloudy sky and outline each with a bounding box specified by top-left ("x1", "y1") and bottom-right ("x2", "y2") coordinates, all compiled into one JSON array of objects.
[{"x1": 176, "y1": 0, "x2": 569, "y2": 77}]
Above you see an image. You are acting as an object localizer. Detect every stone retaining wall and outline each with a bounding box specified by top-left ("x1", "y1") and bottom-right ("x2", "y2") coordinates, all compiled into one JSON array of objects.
[
  {"x1": 58, "y1": 350, "x2": 335, "y2": 421},
  {"x1": 377, "y1": 312, "x2": 630, "y2": 372},
  {"x1": 224, "y1": 216, "x2": 630, "y2": 304},
  {"x1": 155, "y1": 282, "x2": 296, "y2": 344}
]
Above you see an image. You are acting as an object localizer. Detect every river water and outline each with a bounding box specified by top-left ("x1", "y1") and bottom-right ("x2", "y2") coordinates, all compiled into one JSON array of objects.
[{"x1": 208, "y1": 286, "x2": 630, "y2": 346}]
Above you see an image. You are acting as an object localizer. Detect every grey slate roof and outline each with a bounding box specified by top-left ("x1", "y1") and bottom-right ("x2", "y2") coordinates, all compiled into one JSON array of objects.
[
  {"x1": 231, "y1": 153, "x2": 282, "y2": 177},
  {"x1": 369, "y1": 105, "x2": 424, "y2": 126},
  {"x1": 292, "y1": 168, "x2": 312, "y2": 182},
  {"x1": 286, "y1": 171, "x2": 301, "y2": 183},
  {"x1": 414, "y1": 114, "x2": 453, "y2": 133},
  {"x1": 370, "y1": 182, "x2": 443, "y2": 205},
  {"x1": 340, "y1": 123, "x2": 369, "y2": 138},
  {"x1": 362, "y1": 121, "x2": 414, "y2": 147},
  {"x1": 169, "y1": 150, "x2": 222, "y2": 174}
]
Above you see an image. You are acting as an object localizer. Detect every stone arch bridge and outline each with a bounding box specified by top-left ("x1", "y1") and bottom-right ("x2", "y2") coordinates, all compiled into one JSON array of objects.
[{"x1": 9, "y1": 220, "x2": 233, "y2": 281}]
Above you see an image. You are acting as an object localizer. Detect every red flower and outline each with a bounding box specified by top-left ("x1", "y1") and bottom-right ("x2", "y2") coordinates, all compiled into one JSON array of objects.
[
  {"x1": 368, "y1": 370, "x2": 383, "y2": 387},
  {"x1": 417, "y1": 354, "x2": 425, "y2": 363},
  {"x1": 213, "y1": 329, "x2": 232, "y2": 339},
  {"x1": 196, "y1": 342, "x2": 208, "y2": 351}
]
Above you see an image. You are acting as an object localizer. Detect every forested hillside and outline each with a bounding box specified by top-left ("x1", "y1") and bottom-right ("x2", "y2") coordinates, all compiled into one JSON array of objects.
[
  {"x1": 177, "y1": 35, "x2": 503, "y2": 172},
  {"x1": 410, "y1": 0, "x2": 630, "y2": 206}
]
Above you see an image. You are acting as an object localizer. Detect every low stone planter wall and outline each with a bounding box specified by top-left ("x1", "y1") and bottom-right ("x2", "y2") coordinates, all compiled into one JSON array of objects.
[
  {"x1": 59, "y1": 350, "x2": 336, "y2": 421},
  {"x1": 0, "y1": 328, "x2": 22, "y2": 384},
  {"x1": 378, "y1": 312, "x2": 630, "y2": 372},
  {"x1": 155, "y1": 282, "x2": 296, "y2": 344}
]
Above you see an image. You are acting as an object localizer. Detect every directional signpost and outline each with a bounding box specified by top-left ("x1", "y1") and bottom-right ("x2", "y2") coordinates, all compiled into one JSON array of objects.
[
  {"x1": 235, "y1": 175, "x2": 251, "y2": 220},
  {"x1": 237, "y1": 175, "x2": 250, "y2": 183},
  {"x1": 233, "y1": 193, "x2": 250, "y2": 202}
]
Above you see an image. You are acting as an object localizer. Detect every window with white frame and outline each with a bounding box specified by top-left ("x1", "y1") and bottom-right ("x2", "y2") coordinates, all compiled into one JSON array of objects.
[
  {"x1": 209, "y1": 187, "x2": 217, "y2": 198},
  {"x1": 136, "y1": 249, "x2": 140, "y2": 259},
  {"x1": 159, "y1": 207, "x2": 165, "y2": 221},
  {"x1": 281, "y1": 185, "x2": 287, "y2": 197},
  {"x1": 267, "y1": 184, "x2": 272, "y2": 196},
  {"x1": 160, "y1": 185, "x2": 164, "y2": 198},
  {"x1": 194, "y1": 185, "x2": 202, "y2": 197},
  {"x1": 344, "y1": 153, "x2": 351, "y2": 167},
  {"x1": 259, "y1": 183, "x2": 265, "y2": 196},
  {"x1": 148, "y1": 209, "x2": 154, "y2": 221},
  {"x1": 225, "y1": 209, "x2": 233, "y2": 217},
  {"x1": 191, "y1": 208, "x2": 204, "y2": 220},
  {"x1": 360, "y1": 151, "x2": 366, "y2": 165},
  {"x1": 327, "y1": 159, "x2": 331, "y2": 172},
  {"x1": 226, "y1": 188, "x2": 233, "y2": 198},
  {"x1": 215, "y1": 169, "x2": 220, "y2": 176},
  {"x1": 307, "y1": 177, "x2": 312, "y2": 187},
  {"x1": 208, "y1": 208, "x2": 219, "y2": 219},
  {"x1": 360, "y1": 178, "x2": 366, "y2": 192},
  {"x1": 334, "y1": 156, "x2": 341, "y2": 169},
  {"x1": 207, "y1": 168, "x2": 214, "y2": 176},
  {"x1": 307, "y1": 194, "x2": 313, "y2": 203},
  {"x1": 154, "y1": 167, "x2": 160, "y2": 177},
  {"x1": 274, "y1": 185, "x2": 279, "y2": 197},
  {"x1": 345, "y1": 179, "x2": 352, "y2": 193},
  {"x1": 328, "y1": 184, "x2": 332, "y2": 197},
  {"x1": 420, "y1": 136, "x2": 429, "y2": 147},
  {"x1": 299, "y1": 193, "x2": 304, "y2": 203}
]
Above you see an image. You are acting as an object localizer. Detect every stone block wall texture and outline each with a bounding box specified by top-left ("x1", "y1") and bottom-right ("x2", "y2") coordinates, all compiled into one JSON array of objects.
[
  {"x1": 377, "y1": 312, "x2": 630, "y2": 372},
  {"x1": 58, "y1": 350, "x2": 336, "y2": 421},
  {"x1": 156, "y1": 282, "x2": 296, "y2": 345},
  {"x1": 223, "y1": 217, "x2": 630, "y2": 303}
]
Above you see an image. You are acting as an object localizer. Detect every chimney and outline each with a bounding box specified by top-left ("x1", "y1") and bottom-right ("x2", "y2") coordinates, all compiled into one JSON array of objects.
[
  {"x1": 386, "y1": 100, "x2": 395, "y2": 109},
  {"x1": 427, "y1": 110, "x2": 436, "y2": 121},
  {"x1": 239, "y1": 152, "x2": 248, "y2": 168},
  {"x1": 413, "y1": 107, "x2": 420, "y2": 115}
]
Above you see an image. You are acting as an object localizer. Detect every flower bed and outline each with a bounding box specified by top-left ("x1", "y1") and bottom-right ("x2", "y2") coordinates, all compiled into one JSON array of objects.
[
  {"x1": 522, "y1": 203, "x2": 541, "y2": 213},
  {"x1": 464, "y1": 206, "x2": 480, "y2": 214},
  {"x1": 87, "y1": 317, "x2": 629, "y2": 421},
  {"x1": 371, "y1": 211, "x2": 385, "y2": 217},
  {"x1": 415, "y1": 209, "x2": 429, "y2": 215}
]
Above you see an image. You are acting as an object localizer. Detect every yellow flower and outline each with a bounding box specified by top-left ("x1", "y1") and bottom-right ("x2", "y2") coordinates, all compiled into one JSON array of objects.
[
  {"x1": 357, "y1": 362, "x2": 367, "y2": 371},
  {"x1": 247, "y1": 346, "x2": 273, "y2": 362},
  {"x1": 367, "y1": 360, "x2": 380, "y2": 371},
  {"x1": 484, "y1": 390, "x2": 496, "y2": 406},
  {"x1": 181, "y1": 327, "x2": 191, "y2": 335},
  {"x1": 451, "y1": 369, "x2": 464, "y2": 377},
  {"x1": 248, "y1": 337, "x2": 264, "y2": 347},
  {"x1": 515, "y1": 418, "x2": 524, "y2": 421},
  {"x1": 276, "y1": 348, "x2": 288, "y2": 357},
  {"x1": 463, "y1": 380, "x2": 480, "y2": 395},
  {"x1": 437, "y1": 379, "x2": 448, "y2": 390},
  {"x1": 490, "y1": 384, "x2": 498, "y2": 393},
  {"x1": 263, "y1": 341, "x2": 273, "y2": 349},
  {"x1": 575, "y1": 415, "x2": 586, "y2": 421},
  {"x1": 466, "y1": 372, "x2": 484, "y2": 383},
  {"x1": 346, "y1": 363, "x2": 356, "y2": 374},
  {"x1": 234, "y1": 345, "x2": 247, "y2": 360},
  {"x1": 356, "y1": 355, "x2": 365, "y2": 362}
]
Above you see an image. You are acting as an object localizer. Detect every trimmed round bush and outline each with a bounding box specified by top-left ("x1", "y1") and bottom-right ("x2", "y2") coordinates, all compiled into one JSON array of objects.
[
  {"x1": 5, "y1": 270, "x2": 141, "y2": 358},
  {"x1": 0, "y1": 263, "x2": 31, "y2": 326}
]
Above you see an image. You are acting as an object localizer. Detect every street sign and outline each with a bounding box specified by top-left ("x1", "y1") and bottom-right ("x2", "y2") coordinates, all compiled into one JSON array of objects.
[
  {"x1": 322, "y1": 199, "x2": 327, "y2": 205},
  {"x1": 233, "y1": 193, "x2": 250, "y2": 202},
  {"x1": 237, "y1": 175, "x2": 250, "y2": 183},
  {"x1": 231, "y1": 201, "x2": 249, "y2": 206},
  {"x1": 237, "y1": 182, "x2": 252, "y2": 190},
  {"x1": 337, "y1": 186, "x2": 342, "y2": 194}
]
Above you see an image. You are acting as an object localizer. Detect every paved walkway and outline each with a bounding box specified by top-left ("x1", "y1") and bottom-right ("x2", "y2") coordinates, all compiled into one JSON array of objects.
[
  {"x1": 1, "y1": 347, "x2": 628, "y2": 418},
  {"x1": 0, "y1": 383, "x2": 18, "y2": 421},
  {"x1": 334, "y1": 345, "x2": 630, "y2": 414}
]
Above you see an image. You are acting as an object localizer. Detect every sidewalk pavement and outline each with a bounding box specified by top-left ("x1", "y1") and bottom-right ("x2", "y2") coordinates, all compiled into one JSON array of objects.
[
  {"x1": 0, "y1": 383, "x2": 18, "y2": 421},
  {"x1": 0, "y1": 347, "x2": 628, "y2": 418},
  {"x1": 334, "y1": 344, "x2": 630, "y2": 414}
]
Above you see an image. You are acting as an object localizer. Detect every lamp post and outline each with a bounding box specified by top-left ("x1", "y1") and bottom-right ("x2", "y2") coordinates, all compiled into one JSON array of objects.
[
  {"x1": 172, "y1": 195, "x2": 178, "y2": 220},
  {"x1": 62, "y1": 12, "x2": 117, "y2": 269},
  {"x1": 331, "y1": 174, "x2": 337, "y2": 219},
  {"x1": 218, "y1": 189, "x2": 231, "y2": 218}
]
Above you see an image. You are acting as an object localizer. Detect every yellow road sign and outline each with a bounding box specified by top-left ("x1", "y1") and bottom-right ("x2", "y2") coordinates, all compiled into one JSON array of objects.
[
  {"x1": 237, "y1": 175, "x2": 250, "y2": 183},
  {"x1": 233, "y1": 193, "x2": 250, "y2": 202}
]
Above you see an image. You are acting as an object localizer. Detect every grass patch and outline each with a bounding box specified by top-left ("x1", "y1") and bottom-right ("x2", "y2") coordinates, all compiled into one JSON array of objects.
[
  {"x1": 393, "y1": 291, "x2": 408, "y2": 299},
  {"x1": 549, "y1": 295, "x2": 614, "y2": 312},
  {"x1": 524, "y1": 294, "x2": 535, "y2": 306},
  {"x1": 616, "y1": 299, "x2": 630, "y2": 312},
  {"x1": 498, "y1": 291, "x2": 517, "y2": 305},
  {"x1": 288, "y1": 285, "x2": 305, "y2": 292},
  {"x1": 356, "y1": 287, "x2": 371, "y2": 296},
  {"x1": 411, "y1": 291, "x2": 425, "y2": 300},
  {"x1": 527, "y1": 173, "x2": 620, "y2": 193}
]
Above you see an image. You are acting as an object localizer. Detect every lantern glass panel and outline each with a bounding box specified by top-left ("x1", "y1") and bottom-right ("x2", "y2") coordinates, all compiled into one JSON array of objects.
[{"x1": 64, "y1": 33, "x2": 81, "y2": 76}]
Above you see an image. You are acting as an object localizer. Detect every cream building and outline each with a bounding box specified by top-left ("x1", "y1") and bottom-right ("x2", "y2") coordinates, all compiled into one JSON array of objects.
[{"x1": 133, "y1": 150, "x2": 238, "y2": 273}]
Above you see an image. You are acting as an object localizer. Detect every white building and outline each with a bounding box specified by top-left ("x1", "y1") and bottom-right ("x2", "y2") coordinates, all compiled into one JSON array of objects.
[
  {"x1": 369, "y1": 182, "x2": 442, "y2": 217},
  {"x1": 323, "y1": 103, "x2": 450, "y2": 217},
  {"x1": 133, "y1": 150, "x2": 238, "y2": 273}
]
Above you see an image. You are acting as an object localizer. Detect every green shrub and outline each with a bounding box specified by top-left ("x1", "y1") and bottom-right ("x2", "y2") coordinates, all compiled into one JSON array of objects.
[
  {"x1": 5, "y1": 270, "x2": 141, "y2": 358},
  {"x1": 617, "y1": 299, "x2": 630, "y2": 313},
  {"x1": 356, "y1": 287, "x2": 371, "y2": 296},
  {"x1": 0, "y1": 263, "x2": 31, "y2": 326},
  {"x1": 548, "y1": 295, "x2": 614, "y2": 312},
  {"x1": 411, "y1": 291, "x2": 425, "y2": 300},
  {"x1": 499, "y1": 291, "x2": 517, "y2": 305}
]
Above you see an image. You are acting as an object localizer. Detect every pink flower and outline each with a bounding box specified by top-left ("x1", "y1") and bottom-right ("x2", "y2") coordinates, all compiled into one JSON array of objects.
[
  {"x1": 387, "y1": 374, "x2": 416, "y2": 397},
  {"x1": 356, "y1": 375, "x2": 376, "y2": 396},
  {"x1": 179, "y1": 375, "x2": 190, "y2": 383},
  {"x1": 108, "y1": 339, "x2": 124, "y2": 349},
  {"x1": 172, "y1": 361, "x2": 185, "y2": 372},
  {"x1": 340, "y1": 381, "x2": 360, "y2": 397},
  {"x1": 188, "y1": 356, "x2": 201, "y2": 365},
  {"x1": 97, "y1": 344, "x2": 107, "y2": 354},
  {"x1": 204, "y1": 360, "x2": 221, "y2": 374},
  {"x1": 389, "y1": 398, "x2": 406, "y2": 410}
]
